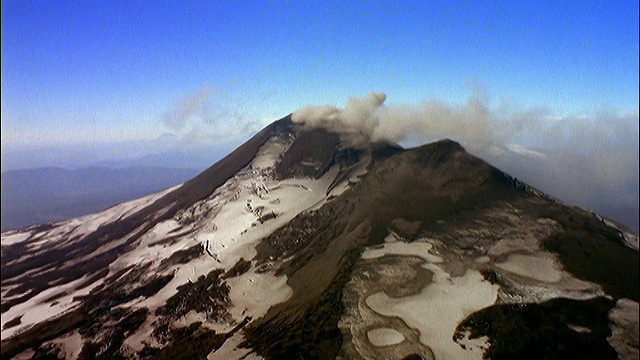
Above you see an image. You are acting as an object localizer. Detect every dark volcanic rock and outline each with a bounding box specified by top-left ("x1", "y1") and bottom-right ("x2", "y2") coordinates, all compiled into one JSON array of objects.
[{"x1": 275, "y1": 127, "x2": 340, "y2": 179}]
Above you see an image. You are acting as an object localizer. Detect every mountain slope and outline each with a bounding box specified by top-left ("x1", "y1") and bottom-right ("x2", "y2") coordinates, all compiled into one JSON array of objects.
[{"x1": 1, "y1": 116, "x2": 638, "y2": 359}]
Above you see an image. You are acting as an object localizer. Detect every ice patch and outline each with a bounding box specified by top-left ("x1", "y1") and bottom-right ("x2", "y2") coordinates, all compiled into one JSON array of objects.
[
  {"x1": 1, "y1": 274, "x2": 104, "y2": 339},
  {"x1": 366, "y1": 268, "x2": 498, "y2": 360},
  {"x1": 496, "y1": 253, "x2": 563, "y2": 283},
  {"x1": 607, "y1": 298, "x2": 639, "y2": 359},
  {"x1": 361, "y1": 234, "x2": 442, "y2": 264},
  {"x1": 367, "y1": 327, "x2": 405, "y2": 347}
]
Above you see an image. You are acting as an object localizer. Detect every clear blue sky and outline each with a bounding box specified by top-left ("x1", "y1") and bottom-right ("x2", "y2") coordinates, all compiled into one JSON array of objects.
[{"x1": 1, "y1": 0, "x2": 638, "y2": 155}]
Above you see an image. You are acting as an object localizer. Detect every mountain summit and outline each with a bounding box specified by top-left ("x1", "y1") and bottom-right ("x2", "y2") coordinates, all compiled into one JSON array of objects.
[{"x1": 1, "y1": 115, "x2": 638, "y2": 359}]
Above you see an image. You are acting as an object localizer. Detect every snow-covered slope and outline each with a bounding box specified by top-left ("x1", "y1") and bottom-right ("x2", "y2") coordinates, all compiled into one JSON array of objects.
[{"x1": 1, "y1": 116, "x2": 638, "y2": 360}]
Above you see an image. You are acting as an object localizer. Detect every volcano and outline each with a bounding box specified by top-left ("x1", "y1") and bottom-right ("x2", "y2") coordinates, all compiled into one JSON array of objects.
[{"x1": 1, "y1": 115, "x2": 638, "y2": 359}]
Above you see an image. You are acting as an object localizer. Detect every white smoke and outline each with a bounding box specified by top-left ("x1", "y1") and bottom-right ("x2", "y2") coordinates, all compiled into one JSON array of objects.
[
  {"x1": 292, "y1": 92, "x2": 639, "y2": 231},
  {"x1": 292, "y1": 92, "x2": 387, "y2": 148},
  {"x1": 292, "y1": 92, "x2": 511, "y2": 148}
]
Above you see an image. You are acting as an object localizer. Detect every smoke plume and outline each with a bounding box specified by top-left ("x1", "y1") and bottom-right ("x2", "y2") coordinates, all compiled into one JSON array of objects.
[
  {"x1": 293, "y1": 92, "x2": 553, "y2": 149},
  {"x1": 292, "y1": 92, "x2": 387, "y2": 148},
  {"x1": 292, "y1": 92, "x2": 639, "y2": 231}
]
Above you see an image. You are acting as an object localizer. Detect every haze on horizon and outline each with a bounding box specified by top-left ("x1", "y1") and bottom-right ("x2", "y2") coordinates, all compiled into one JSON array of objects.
[{"x1": 1, "y1": 1, "x2": 638, "y2": 230}]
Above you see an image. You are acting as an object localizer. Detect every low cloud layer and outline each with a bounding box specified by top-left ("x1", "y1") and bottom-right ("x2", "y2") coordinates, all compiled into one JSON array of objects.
[
  {"x1": 161, "y1": 86, "x2": 254, "y2": 130},
  {"x1": 293, "y1": 92, "x2": 639, "y2": 231},
  {"x1": 161, "y1": 87, "x2": 219, "y2": 129},
  {"x1": 161, "y1": 86, "x2": 265, "y2": 147}
]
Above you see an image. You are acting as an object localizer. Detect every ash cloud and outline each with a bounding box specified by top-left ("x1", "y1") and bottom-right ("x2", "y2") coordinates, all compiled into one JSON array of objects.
[
  {"x1": 292, "y1": 92, "x2": 387, "y2": 148},
  {"x1": 292, "y1": 92, "x2": 639, "y2": 231},
  {"x1": 292, "y1": 92, "x2": 507, "y2": 148}
]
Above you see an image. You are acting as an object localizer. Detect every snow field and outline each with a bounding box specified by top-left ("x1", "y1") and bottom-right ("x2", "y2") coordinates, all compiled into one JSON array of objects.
[{"x1": 361, "y1": 234, "x2": 498, "y2": 360}]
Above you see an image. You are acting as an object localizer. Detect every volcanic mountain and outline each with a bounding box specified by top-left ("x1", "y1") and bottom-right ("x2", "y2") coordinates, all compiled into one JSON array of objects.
[{"x1": 1, "y1": 115, "x2": 638, "y2": 359}]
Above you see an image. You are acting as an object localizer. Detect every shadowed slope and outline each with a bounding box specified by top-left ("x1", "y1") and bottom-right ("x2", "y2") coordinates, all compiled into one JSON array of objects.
[{"x1": 274, "y1": 128, "x2": 340, "y2": 179}]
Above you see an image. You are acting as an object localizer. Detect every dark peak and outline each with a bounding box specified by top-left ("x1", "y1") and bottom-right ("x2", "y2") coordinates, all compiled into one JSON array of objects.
[
  {"x1": 274, "y1": 117, "x2": 410, "y2": 179},
  {"x1": 405, "y1": 138, "x2": 468, "y2": 166},
  {"x1": 274, "y1": 127, "x2": 340, "y2": 179},
  {"x1": 369, "y1": 140, "x2": 405, "y2": 160},
  {"x1": 415, "y1": 138, "x2": 465, "y2": 153},
  {"x1": 386, "y1": 137, "x2": 544, "y2": 197},
  {"x1": 270, "y1": 114, "x2": 295, "y2": 137},
  {"x1": 413, "y1": 139, "x2": 547, "y2": 195}
]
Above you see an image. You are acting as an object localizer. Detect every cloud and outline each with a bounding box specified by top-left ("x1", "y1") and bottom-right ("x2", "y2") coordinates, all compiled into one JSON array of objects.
[
  {"x1": 292, "y1": 92, "x2": 639, "y2": 231},
  {"x1": 161, "y1": 86, "x2": 254, "y2": 129},
  {"x1": 161, "y1": 86, "x2": 218, "y2": 129},
  {"x1": 160, "y1": 86, "x2": 268, "y2": 148},
  {"x1": 483, "y1": 111, "x2": 639, "y2": 230}
]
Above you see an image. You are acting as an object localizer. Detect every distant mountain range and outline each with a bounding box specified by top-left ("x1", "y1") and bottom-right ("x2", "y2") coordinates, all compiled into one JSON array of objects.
[{"x1": 1, "y1": 166, "x2": 200, "y2": 231}]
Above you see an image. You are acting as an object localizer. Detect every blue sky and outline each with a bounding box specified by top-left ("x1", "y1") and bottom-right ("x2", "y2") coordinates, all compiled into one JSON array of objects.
[{"x1": 1, "y1": 0, "x2": 638, "y2": 163}]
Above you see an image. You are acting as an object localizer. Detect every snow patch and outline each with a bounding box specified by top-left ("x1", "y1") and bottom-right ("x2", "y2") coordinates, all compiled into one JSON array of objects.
[
  {"x1": 361, "y1": 233, "x2": 441, "y2": 263},
  {"x1": 367, "y1": 327, "x2": 405, "y2": 347},
  {"x1": 208, "y1": 332, "x2": 264, "y2": 360},
  {"x1": 225, "y1": 268, "x2": 292, "y2": 326},
  {"x1": 0, "y1": 231, "x2": 32, "y2": 246},
  {"x1": 361, "y1": 234, "x2": 498, "y2": 359},
  {"x1": 46, "y1": 330, "x2": 84, "y2": 360},
  {"x1": 607, "y1": 298, "x2": 639, "y2": 359},
  {"x1": 1, "y1": 274, "x2": 104, "y2": 339},
  {"x1": 496, "y1": 253, "x2": 563, "y2": 283},
  {"x1": 366, "y1": 269, "x2": 498, "y2": 360}
]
